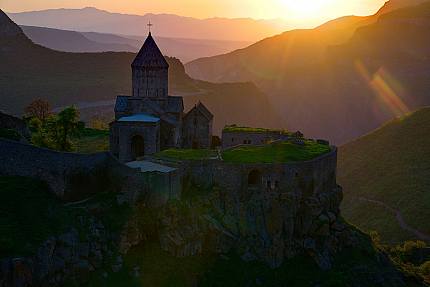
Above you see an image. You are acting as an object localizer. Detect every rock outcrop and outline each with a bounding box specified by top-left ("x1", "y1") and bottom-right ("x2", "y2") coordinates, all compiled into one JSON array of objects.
[{"x1": 0, "y1": 218, "x2": 109, "y2": 286}]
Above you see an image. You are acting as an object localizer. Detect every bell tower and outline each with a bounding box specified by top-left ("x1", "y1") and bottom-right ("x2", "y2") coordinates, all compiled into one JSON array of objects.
[{"x1": 132, "y1": 22, "x2": 169, "y2": 98}]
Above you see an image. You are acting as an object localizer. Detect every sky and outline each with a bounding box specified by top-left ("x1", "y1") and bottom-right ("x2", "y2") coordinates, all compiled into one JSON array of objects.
[{"x1": 1, "y1": 0, "x2": 387, "y2": 26}]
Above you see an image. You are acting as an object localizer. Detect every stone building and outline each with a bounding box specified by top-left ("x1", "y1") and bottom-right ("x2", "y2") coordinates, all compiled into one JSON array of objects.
[
  {"x1": 110, "y1": 31, "x2": 213, "y2": 162},
  {"x1": 182, "y1": 102, "x2": 213, "y2": 149},
  {"x1": 221, "y1": 126, "x2": 290, "y2": 149}
]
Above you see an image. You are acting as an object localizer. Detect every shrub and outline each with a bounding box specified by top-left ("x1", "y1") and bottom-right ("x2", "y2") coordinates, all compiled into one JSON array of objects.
[
  {"x1": 0, "y1": 128, "x2": 21, "y2": 141},
  {"x1": 421, "y1": 261, "x2": 430, "y2": 276}
]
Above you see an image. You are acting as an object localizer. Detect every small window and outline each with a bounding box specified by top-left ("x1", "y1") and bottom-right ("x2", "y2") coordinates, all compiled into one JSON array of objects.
[
  {"x1": 243, "y1": 140, "x2": 247, "y2": 144},
  {"x1": 275, "y1": 181, "x2": 279, "y2": 188},
  {"x1": 231, "y1": 138, "x2": 234, "y2": 142},
  {"x1": 267, "y1": 181, "x2": 271, "y2": 188}
]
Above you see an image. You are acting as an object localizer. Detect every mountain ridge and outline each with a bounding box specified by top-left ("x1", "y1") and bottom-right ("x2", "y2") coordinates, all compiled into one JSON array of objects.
[
  {"x1": 6, "y1": 7, "x2": 289, "y2": 42},
  {"x1": 0, "y1": 9, "x2": 281, "y2": 135},
  {"x1": 18, "y1": 25, "x2": 251, "y2": 63},
  {"x1": 185, "y1": 0, "x2": 430, "y2": 144}
]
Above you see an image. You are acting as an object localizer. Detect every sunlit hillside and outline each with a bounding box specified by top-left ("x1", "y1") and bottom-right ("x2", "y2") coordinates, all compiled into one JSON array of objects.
[
  {"x1": 339, "y1": 107, "x2": 430, "y2": 244},
  {"x1": 186, "y1": 1, "x2": 430, "y2": 144}
]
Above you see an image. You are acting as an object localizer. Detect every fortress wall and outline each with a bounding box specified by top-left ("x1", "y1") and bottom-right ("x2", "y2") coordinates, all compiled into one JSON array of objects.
[
  {"x1": 0, "y1": 111, "x2": 31, "y2": 141},
  {"x1": 222, "y1": 131, "x2": 289, "y2": 150},
  {"x1": 0, "y1": 139, "x2": 122, "y2": 198},
  {"x1": 171, "y1": 147, "x2": 342, "y2": 267},
  {"x1": 170, "y1": 147, "x2": 338, "y2": 205},
  {"x1": 140, "y1": 170, "x2": 182, "y2": 207}
]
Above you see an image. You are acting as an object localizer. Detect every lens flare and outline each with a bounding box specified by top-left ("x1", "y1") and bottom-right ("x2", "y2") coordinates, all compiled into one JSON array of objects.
[{"x1": 355, "y1": 60, "x2": 410, "y2": 117}]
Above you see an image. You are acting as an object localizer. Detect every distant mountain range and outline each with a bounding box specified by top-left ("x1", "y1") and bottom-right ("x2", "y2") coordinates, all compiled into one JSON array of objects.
[
  {"x1": 339, "y1": 107, "x2": 430, "y2": 244},
  {"x1": 186, "y1": 0, "x2": 430, "y2": 144},
  {"x1": 7, "y1": 7, "x2": 288, "y2": 42},
  {"x1": 19, "y1": 25, "x2": 251, "y2": 63},
  {"x1": 0, "y1": 10, "x2": 281, "y2": 135}
]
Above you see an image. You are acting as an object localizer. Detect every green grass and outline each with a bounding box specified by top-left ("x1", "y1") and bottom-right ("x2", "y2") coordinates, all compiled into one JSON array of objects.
[
  {"x1": 0, "y1": 176, "x2": 75, "y2": 257},
  {"x1": 154, "y1": 149, "x2": 218, "y2": 161},
  {"x1": 74, "y1": 128, "x2": 110, "y2": 153},
  {"x1": 222, "y1": 140, "x2": 330, "y2": 164},
  {"x1": 154, "y1": 141, "x2": 330, "y2": 163},
  {"x1": 223, "y1": 125, "x2": 288, "y2": 134},
  {"x1": 339, "y1": 107, "x2": 430, "y2": 244}
]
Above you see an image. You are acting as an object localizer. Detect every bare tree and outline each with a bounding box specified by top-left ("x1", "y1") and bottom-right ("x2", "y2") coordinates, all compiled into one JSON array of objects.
[{"x1": 25, "y1": 99, "x2": 51, "y2": 121}]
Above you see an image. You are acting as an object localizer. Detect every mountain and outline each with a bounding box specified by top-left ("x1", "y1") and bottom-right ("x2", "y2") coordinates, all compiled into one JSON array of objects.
[
  {"x1": 7, "y1": 7, "x2": 288, "y2": 42},
  {"x1": 19, "y1": 25, "x2": 251, "y2": 63},
  {"x1": 338, "y1": 107, "x2": 430, "y2": 244},
  {"x1": 375, "y1": 0, "x2": 430, "y2": 14},
  {"x1": 0, "y1": 10, "x2": 280, "y2": 135},
  {"x1": 185, "y1": 0, "x2": 430, "y2": 144},
  {"x1": 20, "y1": 25, "x2": 137, "y2": 53}
]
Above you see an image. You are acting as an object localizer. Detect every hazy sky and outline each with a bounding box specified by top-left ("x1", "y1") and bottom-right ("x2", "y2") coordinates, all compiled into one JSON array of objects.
[{"x1": 1, "y1": 0, "x2": 387, "y2": 24}]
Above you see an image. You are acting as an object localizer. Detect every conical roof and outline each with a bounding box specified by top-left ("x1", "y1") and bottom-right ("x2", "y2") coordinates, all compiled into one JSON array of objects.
[{"x1": 132, "y1": 32, "x2": 169, "y2": 68}]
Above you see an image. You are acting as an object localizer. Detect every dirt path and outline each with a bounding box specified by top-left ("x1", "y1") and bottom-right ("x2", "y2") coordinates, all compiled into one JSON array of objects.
[{"x1": 359, "y1": 197, "x2": 430, "y2": 242}]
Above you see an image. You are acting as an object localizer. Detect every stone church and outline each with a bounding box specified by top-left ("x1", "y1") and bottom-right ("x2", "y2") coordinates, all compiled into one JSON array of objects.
[{"x1": 110, "y1": 31, "x2": 213, "y2": 162}]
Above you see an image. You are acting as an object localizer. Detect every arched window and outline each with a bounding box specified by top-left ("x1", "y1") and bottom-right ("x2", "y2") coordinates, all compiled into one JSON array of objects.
[
  {"x1": 131, "y1": 135, "x2": 145, "y2": 160},
  {"x1": 248, "y1": 170, "x2": 262, "y2": 186}
]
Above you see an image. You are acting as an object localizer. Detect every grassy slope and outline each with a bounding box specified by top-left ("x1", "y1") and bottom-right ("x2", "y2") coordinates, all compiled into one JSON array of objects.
[
  {"x1": 153, "y1": 140, "x2": 330, "y2": 163},
  {"x1": 338, "y1": 107, "x2": 430, "y2": 243},
  {"x1": 223, "y1": 140, "x2": 330, "y2": 164},
  {"x1": 74, "y1": 128, "x2": 110, "y2": 153}
]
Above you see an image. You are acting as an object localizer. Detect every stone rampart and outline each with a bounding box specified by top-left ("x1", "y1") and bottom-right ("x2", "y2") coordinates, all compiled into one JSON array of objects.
[
  {"x1": 0, "y1": 139, "x2": 121, "y2": 198},
  {"x1": 222, "y1": 130, "x2": 289, "y2": 149},
  {"x1": 157, "y1": 147, "x2": 343, "y2": 268}
]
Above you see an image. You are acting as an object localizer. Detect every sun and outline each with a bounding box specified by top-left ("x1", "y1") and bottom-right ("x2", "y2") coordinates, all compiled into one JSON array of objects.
[{"x1": 280, "y1": 0, "x2": 332, "y2": 18}]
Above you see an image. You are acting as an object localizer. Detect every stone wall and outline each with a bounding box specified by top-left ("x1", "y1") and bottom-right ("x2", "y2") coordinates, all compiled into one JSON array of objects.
[
  {"x1": 182, "y1": 108, "x2": 212, "y2": 149},
  {"x1": 132, "y1": 67, "x2": 169, "y2": 98},
  {"x1": 222, "y1": 131, "x2": 289, "y2": 149},
  {"x1": 110, "y1": 121, "x2": 160, "y2": 162},
  {"x1": 0, "y1": 111, "x2": 31, "y2": 142},
  {"x1": 0, "y1": 139, "x2": 124, "y2": 198},
  {"x1": 159, "y1": 148, "x2": 346, "y2": 269}
]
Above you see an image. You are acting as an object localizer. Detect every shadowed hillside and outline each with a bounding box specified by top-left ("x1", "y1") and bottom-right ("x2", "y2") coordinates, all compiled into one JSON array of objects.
[
  {"x1": 0, "y1": 10, "x2": 281, "y2": 135},
  {"x1": 338, "y1": 107, "x2": 430, "y2": 244},
  {"x1": 20, "y1": 25, "x2": 137, "y2": 53},
  {"x1": 186, "y1": 0, "x2": 430, "y2": 144},
  {"x1": 20, "y1": 25, "x2": 251, "y2": 63}
]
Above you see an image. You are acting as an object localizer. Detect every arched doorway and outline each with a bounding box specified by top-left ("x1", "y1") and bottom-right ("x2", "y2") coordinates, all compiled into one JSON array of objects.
[
  {"x1": 131, "y1": 135, "x2": 145, "y2": 160},
  {"x1": 248, "y1": 170, "x2": 262, "y2": 186}
]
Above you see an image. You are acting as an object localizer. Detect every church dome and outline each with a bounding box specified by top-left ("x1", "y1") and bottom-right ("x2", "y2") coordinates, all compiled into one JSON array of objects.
[{"x1": 132, "y1": 32, "x2": 169, "y2": 69}]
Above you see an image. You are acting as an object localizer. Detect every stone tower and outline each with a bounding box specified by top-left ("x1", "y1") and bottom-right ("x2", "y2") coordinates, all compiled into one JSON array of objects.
[{"x1": 132, "y1": 32, "x2": 169, "y2": 98}]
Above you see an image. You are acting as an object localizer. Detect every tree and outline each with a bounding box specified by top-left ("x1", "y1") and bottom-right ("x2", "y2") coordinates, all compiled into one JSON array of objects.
[
  {"x1": 25, "y1": 99, "x2": 51, "y2": 122},
  {"x1": 54, "y1": 106, "x2": 81, "y2": 151},
  {"x1": 29, "y1": 106, "x2": 82, "y2": 151}
]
